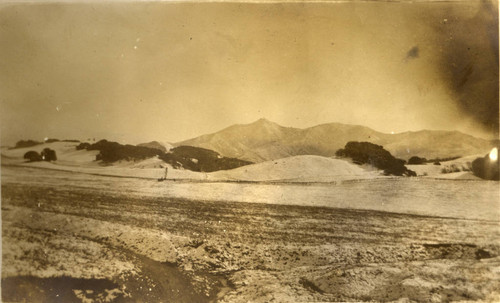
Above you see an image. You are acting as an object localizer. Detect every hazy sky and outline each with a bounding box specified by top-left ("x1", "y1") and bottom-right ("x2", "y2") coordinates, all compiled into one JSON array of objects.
[{"x1": 1, "y1": 1, "x2": 498, "y2": 145}]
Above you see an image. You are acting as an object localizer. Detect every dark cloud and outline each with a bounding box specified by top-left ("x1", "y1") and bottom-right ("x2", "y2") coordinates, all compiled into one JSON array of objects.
[
  {"x1": 433, "y1": 0, "x2": 499, "y2": 137},
  {"x1": 405, "y1": 46, "x2": 419, "y2": 60}
]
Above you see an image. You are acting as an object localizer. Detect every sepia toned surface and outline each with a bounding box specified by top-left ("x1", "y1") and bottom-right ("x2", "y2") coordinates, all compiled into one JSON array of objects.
[{"x1": 1, "y1": 1, "x2": 499, "y2": 302}]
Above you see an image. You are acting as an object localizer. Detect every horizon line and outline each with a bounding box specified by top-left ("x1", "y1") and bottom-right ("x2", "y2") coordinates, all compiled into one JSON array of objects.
[{"x1": 2, "y1": 118, "x2": 497, "y2": 147}]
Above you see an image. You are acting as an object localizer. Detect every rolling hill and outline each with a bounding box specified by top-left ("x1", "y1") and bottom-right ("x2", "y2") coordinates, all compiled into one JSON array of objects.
[
  {"x1": 176, "y1": 118, "x2": 494, "y2": 162},
  {"x1": 208, "y1": 155, "x2": 379, "y2": 182}
]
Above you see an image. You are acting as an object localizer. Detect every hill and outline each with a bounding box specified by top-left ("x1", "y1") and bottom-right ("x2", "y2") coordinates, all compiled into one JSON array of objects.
[
  {"x1": 208, "y1": 155, "x2": 379, "y2": 182},
  {"x1": 176, "y1": 119, "x2": 494, "y2": 162},
  {"x1": 83, "y1": 140, "x2": 252, "y2": 173},
  {"x1": 1, "y1": 141, "x2": 99, "y2": 166}
]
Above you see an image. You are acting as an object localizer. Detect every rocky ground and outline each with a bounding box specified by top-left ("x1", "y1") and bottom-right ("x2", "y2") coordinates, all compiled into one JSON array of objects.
[{"x1": 2, "y1": 167, "x2": 500, "y2": 302}]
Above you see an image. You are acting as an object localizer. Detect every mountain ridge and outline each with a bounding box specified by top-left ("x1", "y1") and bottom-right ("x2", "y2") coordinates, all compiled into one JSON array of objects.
[{"x1": 175, "y1": 119, "x2": 494, "y2": 163}]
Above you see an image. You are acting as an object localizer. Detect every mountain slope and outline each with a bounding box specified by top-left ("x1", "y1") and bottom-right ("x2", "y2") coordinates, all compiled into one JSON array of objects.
[
  {"x1": 176, "y1": 119, "x2": 300, "y2": 162},
  {"x1": 176, "y1": 119, "x2": 494, "y2": 162}
]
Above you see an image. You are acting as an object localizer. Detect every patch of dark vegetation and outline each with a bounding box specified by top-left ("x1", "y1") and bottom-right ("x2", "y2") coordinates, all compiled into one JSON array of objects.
[
  {"x1": 472, "y1": 149, "x2": 499, "y2": 180},
  {"x1": 137, "y1": 141, "x2": 167, "y2": 152},
  {"x1": 336, "y1": 142, "x2": 415, "y2": 176},
  {"x1": 159, "y1": 146, "x2": 253, "y2": 172},
  {"x1": 87, "y1": 139, "x2": 162, "y2": 162},
  {"x1": 440, "y1": 163, "x2": 472, "y2": 174},
  {"x1": 23, "y1": 151, "x2": 42, "y2": 162},
  {"x1": 23, "y1": 148, "x2": 57, "y2": 162},
  {"x1": 427, "y1": 156, "x2": 462, "y2": 163},
  {"x1": 299, "y1": 277, "x2": 324, "y2": 294},
  {"x1": 78, "y1": 140, "x2": 252, "y2": 172},
  {"x1": 41, "y1": 148, "x2": 57, "y2": 161},
  {"x1": 61, "y1": 139, "x2": 80, "y2": 142},
  {"x1": 11, "y1": 139, "x2": 42, "y2": 149},
  {"x1": 408, "y1": 156, "x2": 427, "y2": 165},
  {"x1": 44, "y1": 138, "x2": 60, "y2": 143},
  {"x1": 76, "y1": 142, "x2": 92, "y2": 150},
  {"x1": 1, "y1": 276, "x2": 123, "y2": 303}
]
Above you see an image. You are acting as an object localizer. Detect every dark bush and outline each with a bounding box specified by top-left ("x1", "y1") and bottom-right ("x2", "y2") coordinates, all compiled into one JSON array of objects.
[
  {"x1": 433, "y1": 161, "x2": 441, "y2": 165},
  {"x1": 23, "y1": 151, "x2": 42, "y2": 162},
  {"x1": 41, "y1": 148, "x2": 57, "y2": 161},
  {"x1": 88, "y1": 140, "x2": 161, "y2": 162},
  {"x1": 44, "y1": 138, "x2": 60, "y2": 143},
  {"x1": 472, "y1": 151, "x2": 499, "y2": 180},
  {"x1": 12, "y1": 140, "x2": 41, "y2": 149},
  {"x1": 408, "y1": 156, "x2": 427, "y2": 165},
  {"x1": 85, "y1": 140, "x2": 252, "y2": 172},
  {"x1": 159, "y1": 146, "x2": 253, "y2": 172},
  {"x1": 336, "y1": 141, "x2": 415, "y2": 176},
  {"x1": 137, "y1": 141, "x2": 167, "y2": 152},
  {"x1": 76, "y1": 142, "x2": 91, "y2": 150},
  {"x1": 427, "y1": 156, "x2": 461, "y2": 163}
]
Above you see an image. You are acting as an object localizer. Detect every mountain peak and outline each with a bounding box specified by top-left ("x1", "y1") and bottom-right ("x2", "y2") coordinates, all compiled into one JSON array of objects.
[
  {"x1": 176, "y1": 120, "x2": 493, "y2": 163},
  {"x1": 253, "y1": 118, "x2": 275, "y2": 125}
]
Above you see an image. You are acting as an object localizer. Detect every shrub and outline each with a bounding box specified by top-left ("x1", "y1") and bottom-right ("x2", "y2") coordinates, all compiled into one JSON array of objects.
[
  {"x1": 41, "y1": 148, "x2": 57, "y2": 161},
  {"x1": 336, "y1": 141, "x2": 415, "y2": 176},
  {"x1": 12, "y1": 140, "x2": 41, "y2": 149},
  {"x1": 88, "y1": 140, "x2": 161, "y2": 162},
  {"x1": 428, "y1": 156, "x2": 461, "y2": 163},
  {"x1": 23, "y1": 151, "x2": 42, "y2": 162},
  {"x1": 159, "y1": 146, "x2": 252, "y2": 172},
  {"x1": 44, "y1": 138, "x2": 60, "y2": 143},
  {"x1": 472, "y1": 152, "x2": 499, "y2": 180},
  {"x1": 408, "y1": 156, "x2": 427, "y2": 165},
  {"x1": 76, "y1": 142, "x2": 91, "y2": 150}
]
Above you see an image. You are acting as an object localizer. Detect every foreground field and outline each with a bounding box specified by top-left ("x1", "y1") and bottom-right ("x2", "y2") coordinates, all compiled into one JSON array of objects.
[{"x1": 2, "y1": 166, "x2": 500, "y2": 302}]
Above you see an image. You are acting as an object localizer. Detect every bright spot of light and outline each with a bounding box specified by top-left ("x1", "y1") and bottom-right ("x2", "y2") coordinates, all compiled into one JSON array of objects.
[
  {"x1": 489, "y1": 147, "x2": 498, "y2": 161},
  {"x1": 391, "y1": 131, "x2": 395, "y2": 135},
  {"x1": 44, "y1": 137, "x2": 48, "y2": 141},
  {"x1": 134, "y1": 45, "x2": 138, "y2": 50}
]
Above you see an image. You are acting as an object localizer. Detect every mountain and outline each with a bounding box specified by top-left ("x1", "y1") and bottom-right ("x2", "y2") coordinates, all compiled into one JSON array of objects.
[{"x1": 175, "y1": 119, "x2": 494, "y2": 162}]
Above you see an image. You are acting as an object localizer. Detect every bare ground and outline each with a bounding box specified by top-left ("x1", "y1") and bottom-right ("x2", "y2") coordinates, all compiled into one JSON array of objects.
[{"x1": 2, "y1": 170, "x2": 500, "y2": 302}]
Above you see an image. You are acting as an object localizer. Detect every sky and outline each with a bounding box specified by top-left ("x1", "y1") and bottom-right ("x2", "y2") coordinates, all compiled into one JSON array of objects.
[{"x1": 0, "y1": 1, "x2": 498, "y2": 146}]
